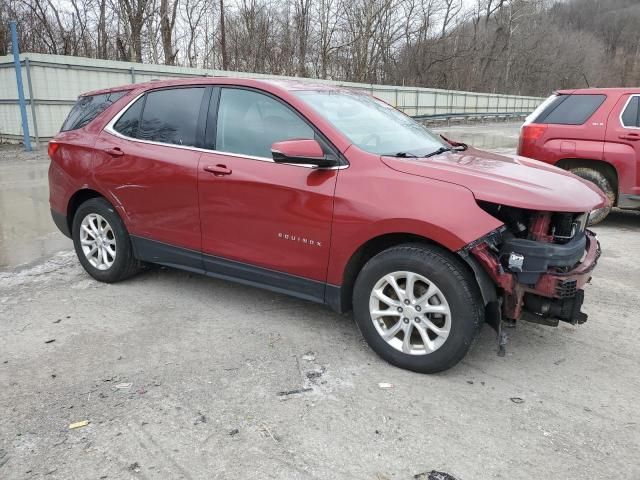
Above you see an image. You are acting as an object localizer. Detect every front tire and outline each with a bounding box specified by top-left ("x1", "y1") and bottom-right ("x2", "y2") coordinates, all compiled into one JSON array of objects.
[
  {"x1": 569, "y1": 167, "x2": 615, "y2": 225},
  {"x1": 72, "y1": 197, "x2": 140, "y2": 283},
  {"x1": 353, "y1": 244, "x2": 483, "y2": 373}
]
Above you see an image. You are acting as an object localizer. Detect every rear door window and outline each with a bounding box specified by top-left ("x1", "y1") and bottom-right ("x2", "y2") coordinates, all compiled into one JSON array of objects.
[
  {"x1": 621, "y1": 96, "x2": 640, "y2": 128},
  {"x1": 533, "y1": 94, "x2": 606, "y2": 125},
  {"x1": 61, "y1": 91, "x2": 127, "y2": 131},
  {"x1": 137, "y1": 88, "x2": 205, "y2": 146}
]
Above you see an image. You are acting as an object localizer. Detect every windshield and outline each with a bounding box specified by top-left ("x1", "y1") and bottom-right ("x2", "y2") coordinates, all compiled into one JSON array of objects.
[{"x1": 294, "y1": 90, "x2": 450, "y2": 156}]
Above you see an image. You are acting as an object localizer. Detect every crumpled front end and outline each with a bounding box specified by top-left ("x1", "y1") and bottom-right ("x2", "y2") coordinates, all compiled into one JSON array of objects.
[{"x1": 463, "y1": 204, "x2": 600, "y2": 331}]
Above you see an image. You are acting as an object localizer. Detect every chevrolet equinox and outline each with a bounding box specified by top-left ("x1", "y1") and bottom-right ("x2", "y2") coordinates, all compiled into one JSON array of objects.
[{"x1": 48, "y1": 78, "x2": 605, "y2": 373}]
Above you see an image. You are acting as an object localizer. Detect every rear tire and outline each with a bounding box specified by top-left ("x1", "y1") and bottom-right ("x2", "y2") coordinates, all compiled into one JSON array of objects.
[
  {"x1": 72, "y1": 197, "x2": 140, "y2": 283},
  {"x1": 352, "y1": 243, "x2": 483, "y2": 373},
  {"x1": 569, "y1": 167, "x2": 615, "y2": 225}
]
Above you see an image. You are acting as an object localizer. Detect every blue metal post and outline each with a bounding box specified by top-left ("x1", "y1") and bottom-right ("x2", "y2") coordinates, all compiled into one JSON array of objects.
[{"x1": 10, "y1": 21, "x2": 32, "y2": 151}]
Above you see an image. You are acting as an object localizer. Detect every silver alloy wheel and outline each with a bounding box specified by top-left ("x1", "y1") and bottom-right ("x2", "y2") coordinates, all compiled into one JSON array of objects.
[
  {"x1": 369, "y1": 271, "x2": 451, "y2": 355},
  {"x1": 80, "y1": 213, "x2": 117, "y2": 270}
]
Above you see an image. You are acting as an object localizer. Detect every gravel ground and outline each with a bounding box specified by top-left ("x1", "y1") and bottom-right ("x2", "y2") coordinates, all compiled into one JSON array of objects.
[{"x1": 1, "y1": 129, "x2": 639, "y2": 479}]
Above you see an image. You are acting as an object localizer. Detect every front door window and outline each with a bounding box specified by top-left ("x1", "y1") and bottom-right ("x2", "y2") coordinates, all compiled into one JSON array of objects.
[{"x1": 215, "y1": 88, "x2": 314, "y2": 158}]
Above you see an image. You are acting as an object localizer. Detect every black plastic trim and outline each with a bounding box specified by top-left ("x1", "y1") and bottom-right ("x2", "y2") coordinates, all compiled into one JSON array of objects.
[
  {"x1": 325, "y1": 284, "x2": 344, "y2": 313},
  {"x1": 195, "y1": 86, "x2": 213, "y2": 149},
  {"x1": 458, "y1": 251, "x2": 497, "y2": 306},
  {"x1": 204, "y1": 87, "x2": 220, "y2": 150},
  {"x1": 51, "y1": 209, "x2": 71, "y2": 238},
  {"x1": 618, "y1": 193, "x2": 640, "y2": 209},
  {"x1": 500, "y1": 232, "x2": 587, "y2": 284},
  {"x1": 131, "y1": 236, "x2": 204, "y2": 273},
  {"x1": 201, "y1": 254, "x2": 325, "y2": 304},
  {"x1": 130, "y1": 236, "x2": 330, "y2": 305}
]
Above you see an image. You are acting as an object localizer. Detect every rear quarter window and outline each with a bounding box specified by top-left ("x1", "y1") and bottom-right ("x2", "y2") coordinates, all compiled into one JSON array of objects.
[
  {"x1": 61, "y1": 91, "x2": 128, "y2": 131},
  {"x1": 533, "y1": 94, "x2": 606, "y2": 125}
]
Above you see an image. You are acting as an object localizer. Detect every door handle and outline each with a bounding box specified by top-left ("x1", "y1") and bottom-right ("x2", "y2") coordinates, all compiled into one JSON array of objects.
[
  {"x1": 619, "y1": 133, "x2": 640, "y2": 141},
  {"x1": 104, "y1": 147, "x2": 124, "y2": 157},
  {"x1": 203, "y1": 164, "x2": 232, "y2": 176}
]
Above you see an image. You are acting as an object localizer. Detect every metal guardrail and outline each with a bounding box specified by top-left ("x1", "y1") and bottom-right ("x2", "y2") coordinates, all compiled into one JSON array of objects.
[
  {"x1": 414, "y1": 111, "x2": 530, "y2": 121},
  {"x1": 0, "y1": 107, "x2": 529, "y2": 144},
  {"x1": 0, "y1": 98, "x2": 76, "y2": 105}
]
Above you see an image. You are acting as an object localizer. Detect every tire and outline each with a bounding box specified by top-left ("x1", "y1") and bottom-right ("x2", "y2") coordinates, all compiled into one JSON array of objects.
[
  {"x1": 569, "y1": 167, "x2": 615, "y2": 225},
  {"x1": 353, "y1": 243, "x2": 483, "y2": 374},
  {"x1": 72, "y1": 197, "x2": 140, "y2": 283}
]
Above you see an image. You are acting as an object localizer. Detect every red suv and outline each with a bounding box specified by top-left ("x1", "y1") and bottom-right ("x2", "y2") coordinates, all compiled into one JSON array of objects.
[
  {"x1": 49, "y1": 78, "x2": 604, "y2": 373},
  {"x1": 519, "y1": 88, "x2": 640, "y2": 224}
]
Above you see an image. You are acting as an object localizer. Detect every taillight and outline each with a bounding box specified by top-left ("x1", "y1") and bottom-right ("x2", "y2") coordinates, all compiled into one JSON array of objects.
[
  {"x1": 521, "y1": 124, "x2": 547, "y2": 141},
  {"x1": 518, "y1": 124, "x2": 547, "y2": 155},
  {"x1": 48, "y1": 141, "x2": 60, "y2": 160}
]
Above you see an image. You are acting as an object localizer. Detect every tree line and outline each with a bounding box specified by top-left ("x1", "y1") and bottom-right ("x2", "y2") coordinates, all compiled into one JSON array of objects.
[{"x1": 1, "y1": 0, "x2": 639, "y2": 96}]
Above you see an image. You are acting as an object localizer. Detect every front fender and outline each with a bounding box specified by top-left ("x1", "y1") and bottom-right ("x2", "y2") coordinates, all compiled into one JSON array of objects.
[{"x1": 326, "y1": 161, "x2": 503, "y2": 285}]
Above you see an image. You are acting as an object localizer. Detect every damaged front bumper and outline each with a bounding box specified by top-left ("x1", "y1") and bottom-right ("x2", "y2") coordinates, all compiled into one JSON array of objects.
[{"x1": 462, "y1": 227, "x2": 600, "y2": 329}]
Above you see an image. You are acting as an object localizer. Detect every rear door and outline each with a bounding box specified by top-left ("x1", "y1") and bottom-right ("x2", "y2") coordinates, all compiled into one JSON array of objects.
[
  {"x1": 94, "y1": 86, "x2": 210, "y2": 256},
  {"x1": 604, "y1": 93, "x2": 640, "y2": 198},
  {"x1": 197, "y1": 87, "x2": 339, "y2": 300}
]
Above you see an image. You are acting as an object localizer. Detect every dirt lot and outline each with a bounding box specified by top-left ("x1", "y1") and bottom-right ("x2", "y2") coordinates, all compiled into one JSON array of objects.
[{"x1": 1, "y1": 127, "x2": 639, "y2": 479}]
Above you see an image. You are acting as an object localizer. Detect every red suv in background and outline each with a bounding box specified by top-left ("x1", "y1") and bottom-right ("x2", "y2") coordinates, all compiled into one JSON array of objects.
[
  {"x1": 519, "y1": 88, "x2": 640, "y2": 224},
  {"x1": 49, "y1": 78, "x2": 604, "y2": 373}
]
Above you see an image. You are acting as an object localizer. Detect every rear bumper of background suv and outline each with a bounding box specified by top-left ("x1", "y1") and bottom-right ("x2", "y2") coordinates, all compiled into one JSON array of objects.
[{"x1": 469, "y1": 228, "x2": 600, "y2": 327}]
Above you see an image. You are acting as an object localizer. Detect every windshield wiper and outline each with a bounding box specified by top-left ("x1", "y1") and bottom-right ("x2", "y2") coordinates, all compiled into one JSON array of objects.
[
  {"x1": 386, "y1": 146, "x2": 464, "y2": 159},
  {"x1": 386, "y1": 152, "x2": 418, "y2": 158},
  {"x1": 423, "y1": 146, "x2": 453, "y2": 158}
]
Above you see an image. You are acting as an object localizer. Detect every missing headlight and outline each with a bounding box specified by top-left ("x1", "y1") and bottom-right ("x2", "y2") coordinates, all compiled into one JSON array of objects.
[{"x1": 477, "y1": 201, "x2": 529, "y2": 238}]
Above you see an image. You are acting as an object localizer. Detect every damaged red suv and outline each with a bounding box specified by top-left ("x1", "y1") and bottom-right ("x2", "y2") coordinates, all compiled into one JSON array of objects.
[{"x1": 48, "y1": 79, "x2": 604, "y2": 373}]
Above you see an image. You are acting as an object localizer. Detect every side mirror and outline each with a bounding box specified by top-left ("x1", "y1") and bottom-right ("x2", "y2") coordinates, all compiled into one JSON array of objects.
[{"x1": 271, "y1": 139, "x2": 338, "y2": 168}]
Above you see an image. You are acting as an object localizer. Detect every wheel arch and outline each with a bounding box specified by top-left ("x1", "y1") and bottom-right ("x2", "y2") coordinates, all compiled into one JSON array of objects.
[
  {"x1": 556, "y1": 158, "x2": 619, "y2": 204},
  {"x1": 328, "y1": 232, "x2": 476, "y2": 314},
  {"x1": 66, "y1": 188, "x2": 106, "y2": 230}
]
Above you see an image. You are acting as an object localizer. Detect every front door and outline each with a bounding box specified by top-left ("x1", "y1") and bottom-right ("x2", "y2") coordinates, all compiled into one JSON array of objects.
[{"x1": 198, "y1": 87, "x2": 338, "y2": 300}]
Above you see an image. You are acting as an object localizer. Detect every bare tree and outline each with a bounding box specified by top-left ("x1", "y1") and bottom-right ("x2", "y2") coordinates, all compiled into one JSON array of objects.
[
  {"x1": 182, "y1": 0, "x2": 206, "y2": 66},
  {"x1": 3, "y1": 0, "x2": 640, "y2": 95},
  {"x1": 441, "y1": 0, "x2": 461, "y2": 38},
  {"x1": 97, "y1": 0, "x2": 108, "y2": 58},
  {"x1": 294, "y1": 0, "x2": 312, "y2": 76},
  {"x1": 219, "y1": 0, "x2": 228, "y2": 70},
  {"x1": 315, "y1": 0, "x2": 340, "y2": 78},
  {"x1": 159, "y1": 0, "x2": 179, "y2": 64},
  {"x1": 119, "y1": 0, "x2": 150, "y2": 62}
]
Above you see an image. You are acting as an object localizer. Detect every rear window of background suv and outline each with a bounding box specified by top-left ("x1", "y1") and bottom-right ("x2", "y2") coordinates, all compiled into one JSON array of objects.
[
  {"x1": 532, "y1": 94, "x2": 606, "y2": 126},
  {"x1": 61, "y1": 91, "x2": 128, "y2": 132}
]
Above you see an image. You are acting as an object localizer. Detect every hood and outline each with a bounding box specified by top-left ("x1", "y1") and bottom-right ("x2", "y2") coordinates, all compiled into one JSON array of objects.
[{"x1": 381, "y1": 147, "x2": 606, "y2": 212}]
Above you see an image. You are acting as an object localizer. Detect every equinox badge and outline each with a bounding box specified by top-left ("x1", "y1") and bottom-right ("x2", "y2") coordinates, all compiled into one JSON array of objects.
[{"x1": 278, "y1": 232, "x2": 322, "y2": 247}]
